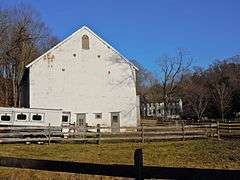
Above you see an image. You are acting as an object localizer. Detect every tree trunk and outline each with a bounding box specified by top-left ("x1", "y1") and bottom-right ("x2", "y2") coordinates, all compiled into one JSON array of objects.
[
  {"x1": 220, "y1": 98, "x2": 224, "y2": 122},
  {"x1": 12, "y1": 79, "x2": 16, "y2": 107},
  {"x1": 221, "y1": 110, "x2": 224, "y2": 122},
  {"x1": 18, "y1": 84, "x2": 21, "y2": 107},
  {"x1": 12, "y1": 67, "x2": 19, "y2": 107},
  {"x1": 163, "y1": 96, "x2": 167, "y2": 121},
  {"x1": 197, "y1": 113, "x2": 201, "y2": 122},
  {"x1": 163, "y1": 84, "x2": 168, "y2": 121},
  {"x1": 4, "y1": 79, "x2": 8, "y2": 106}
]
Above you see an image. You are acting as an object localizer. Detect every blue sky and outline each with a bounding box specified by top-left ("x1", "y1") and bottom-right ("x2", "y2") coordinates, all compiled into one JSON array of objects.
[{"x1": 2, "y1": 0, "x2": 240, "y2": 71}]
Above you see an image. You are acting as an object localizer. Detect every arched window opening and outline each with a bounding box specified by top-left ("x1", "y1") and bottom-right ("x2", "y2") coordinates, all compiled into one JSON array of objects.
[{"x1": 82, "y1": 35, "x2": 89, "y2": 49}]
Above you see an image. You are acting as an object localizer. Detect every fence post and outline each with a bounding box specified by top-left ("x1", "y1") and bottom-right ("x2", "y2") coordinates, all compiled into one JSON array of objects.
[
  {"x1": 181, "y1": 121, "x2": 185, "y2": 141},
  {"x1": 217, "y1": 121, "x2": 220, "y2": 140},
  {"x1": 134, "y1": 149, "x2": 143, "y2": 180},
  {"x1": 209, "y1": 123, "x2": 212, "y2": 137},
  {"x1": 82, "y1": 126, "x2": 85, "y2": 142},
  {"x1": 141, "y1": 126, "x2": 144, "y2": 143},
  {"x1": 97, "y1": 124, "x2": 101, "y2": 144},
  {"x1": 205, "y1": 123, "x2": 208, "y2": 137},
  {"x1": 229, "y1": 121, "x2": 231, "y2": 134},
  {"x1": 48, "y1": 123, "x2": 51, "y2": 145}
]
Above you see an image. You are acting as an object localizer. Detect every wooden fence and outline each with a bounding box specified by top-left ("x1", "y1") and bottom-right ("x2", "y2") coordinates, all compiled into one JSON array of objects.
[
  {"x1": 0, "y1": 122, "x2": 214, "y2": 144},
  {"x1": 0, "y1": 149, "x2": 240, "y2": 180},
  {"x1": 0, "y1": 121, "x2": 239, "y2": 144},
  {"x1": 218, "y1": 121, "x2": 240, "y2": 139}
]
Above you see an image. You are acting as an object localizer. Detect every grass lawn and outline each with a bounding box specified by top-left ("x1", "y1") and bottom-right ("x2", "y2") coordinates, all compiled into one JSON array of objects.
[{"x1": 0, "y1": 139, "x2": 240, "y2": 179}]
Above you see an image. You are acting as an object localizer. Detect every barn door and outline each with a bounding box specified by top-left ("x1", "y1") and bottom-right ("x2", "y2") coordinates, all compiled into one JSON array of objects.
[
  {"x1": 111, "y1": 112, "x2": 120, "y2": 133},
  {"x1": 76, "y1": 113, "x2": 86, "y2": 131}
]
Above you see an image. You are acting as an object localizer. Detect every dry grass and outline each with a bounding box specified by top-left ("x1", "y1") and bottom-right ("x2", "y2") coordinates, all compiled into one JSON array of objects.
[{"x1": 0, "y1": 139, "x2": 240, "y2": 179}]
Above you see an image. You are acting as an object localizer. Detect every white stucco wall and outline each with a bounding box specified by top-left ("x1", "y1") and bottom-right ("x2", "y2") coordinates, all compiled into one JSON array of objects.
[{"x1": 28, "y1": 27, "x2": 138, "y2": 127}]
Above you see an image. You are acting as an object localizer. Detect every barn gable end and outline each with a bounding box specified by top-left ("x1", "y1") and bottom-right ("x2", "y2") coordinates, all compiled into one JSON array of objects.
[{"x1": 25, "y1": 26, "x2": 140, "y2": 129}]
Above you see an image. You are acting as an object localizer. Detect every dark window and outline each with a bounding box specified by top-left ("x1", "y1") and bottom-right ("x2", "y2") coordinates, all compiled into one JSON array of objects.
[
  {"x1": 1, "y1": 115, "x2": 11, "y2": 121},
  {"x1": 17, "y1": 113, "x2": 27, "y2": 120},
  {"x1": 62, "y1": 115, "x2": 68, "y2": 122},
  {"x1": 95, "y1": 113, "x2": 102, "y2": 119},
  {"x1": 32, "y1": 114, "x2": 42, "y2": 121},
  {"x1": 82, "y1": 35, "x2": 89, "y2": 49},
  {"x1": 78, "y1": 119, "x2": 84, "y2": 126},
  {"x1": 112, "y1": 115, "x2": 119, "y2": 122}
]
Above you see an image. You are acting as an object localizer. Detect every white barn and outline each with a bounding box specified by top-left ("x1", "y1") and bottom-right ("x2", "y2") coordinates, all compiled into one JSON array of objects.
[{"x1": 20, "y1": 26, "x2": 140, "y2": 131}]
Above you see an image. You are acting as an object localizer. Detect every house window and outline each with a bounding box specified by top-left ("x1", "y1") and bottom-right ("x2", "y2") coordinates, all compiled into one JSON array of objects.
[
  {"x1": 32, "y1": 114, "x2": 42, "y2": 121},
  {"x1": 17, "y1": 113, "x2": 27, "y2": 120},
  {"x1": 62, "y1": 115, "x2": 69, "y2": 123},
  {"x1": 95, "y1": 113, "x2": 102, "y2": 119},
  {"x1": 1, "y1": 115, "x2": 11, "y2": 121},
  {"x1": 82, "y1": 35, "x2": 89, "y2": 49},
  {"x1": 112, "y1": 115, "x2": 119, "y2": 123}
]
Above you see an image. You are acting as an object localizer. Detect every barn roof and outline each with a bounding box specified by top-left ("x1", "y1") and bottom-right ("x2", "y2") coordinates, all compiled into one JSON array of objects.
[{"x1": 26, "y1": 26, "x2": 138, "y2": 70}]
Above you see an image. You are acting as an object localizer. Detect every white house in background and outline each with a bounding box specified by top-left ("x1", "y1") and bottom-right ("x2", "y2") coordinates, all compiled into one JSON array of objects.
[{"x1": 20, "y1": 26, "x2": 140, "y2": 132}]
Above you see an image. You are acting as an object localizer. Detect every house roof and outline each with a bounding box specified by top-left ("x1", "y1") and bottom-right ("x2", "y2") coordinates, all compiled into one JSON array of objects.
[{"x1": 26, "y1": 26, "x2": 138, "y2": 70}]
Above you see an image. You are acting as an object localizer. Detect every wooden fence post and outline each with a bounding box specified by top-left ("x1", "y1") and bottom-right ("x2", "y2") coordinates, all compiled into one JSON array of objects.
[
  {"x1": 229, "y1": 121, "x2": 231, "y2": 134},
  {"x1": 82, "y1": 127, "x2": 85, "y2": 142},
  {"x1": 141, "y1": 126, "x2": 144, "y2": 143},
  {"x1": 97, "y1": 124, "x2": 101, "y2": 144},
  {"x1": 217, "y1": 121, "x2": 220, "y2": 140},
  {"x1": 209, "y1": 123, "x2": 212, "y2": 137},
  {"x1": 48, "y1": 123, "x2": 51, "y2": 145},
  {"x1": 181, "y1": 121, "x2": 185, "y2": 141},
  {"x1": 205, "y1": 123, "x2": 208, "y2": 137},
  {"x1": 134, "y1": 149, "x2": 143, "y2": 180}
]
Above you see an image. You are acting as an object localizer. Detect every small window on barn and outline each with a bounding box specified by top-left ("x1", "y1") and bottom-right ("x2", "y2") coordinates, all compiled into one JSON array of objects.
[
  {"x1": 32, "y1": 114, "x2": 42, "y2": 121},
  {"x1": 82, "y1": 35, "x2": 89, "y2": 49},
  {"x1": 1, "y1": 115, "x2": 11, "y2": 121},
  {"x1": 95, "y1": 113, "x2": 102, "y2": 119},
  {"x1": 17, "y1": 113, "x2": 27, "y2": 120},
  {"x1": 112, "y1": 115, "x2": 119, "y2": 123},
  {"x1": 62, "y1": 115, "x2": 69, "y2": 123}
]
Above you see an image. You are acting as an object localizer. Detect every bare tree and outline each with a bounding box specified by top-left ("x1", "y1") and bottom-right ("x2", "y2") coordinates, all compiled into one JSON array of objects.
[
  {"x1": 182, "y1": 69, "x2": 209, "y2": 121},
  {"x1": 0, "y1": 4, "x2": 58, "y2": 107},
  {"x1": 207, "y1": 63, "x2": 232, "y2": 121},
  {"x1": 0, "y1": 8, "x2": 12, "y2": 106},
  {"x1": 157, "y1": 48, "x2": 192, "y2": 119},
  {"x1": 131, "y1": 60, "x2": 158, "y2": 102}
]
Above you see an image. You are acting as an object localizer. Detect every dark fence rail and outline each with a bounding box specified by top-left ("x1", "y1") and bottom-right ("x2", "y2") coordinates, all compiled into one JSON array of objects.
[{"x1": 0, "y1": 149, "x2": 240, "y2": 180}]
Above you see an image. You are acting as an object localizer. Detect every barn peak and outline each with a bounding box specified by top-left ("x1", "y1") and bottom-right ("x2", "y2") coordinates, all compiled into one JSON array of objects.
[{"x1": 26, "y1": 25, "x2": 138, "y2": 70}]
